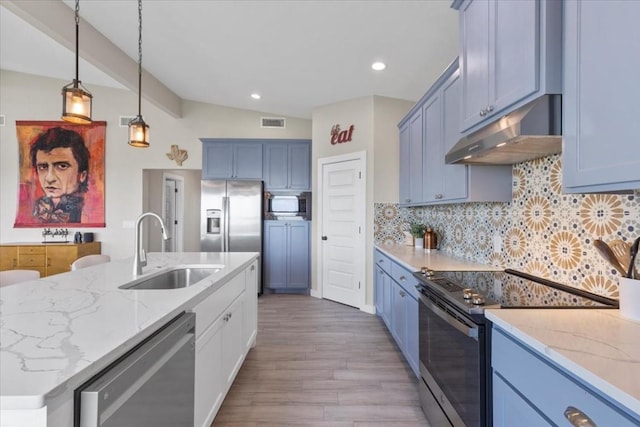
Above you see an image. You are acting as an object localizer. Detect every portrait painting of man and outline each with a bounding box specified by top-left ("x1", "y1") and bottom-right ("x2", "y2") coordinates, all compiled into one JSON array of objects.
[{"x1": 14, "y1": 121, "x2": 106, "y2": 227}]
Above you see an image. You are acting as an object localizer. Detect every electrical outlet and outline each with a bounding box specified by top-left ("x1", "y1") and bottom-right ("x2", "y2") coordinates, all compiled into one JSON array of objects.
[{"x1": 493, "y1": 234, "x2": 502, "y2": 253}]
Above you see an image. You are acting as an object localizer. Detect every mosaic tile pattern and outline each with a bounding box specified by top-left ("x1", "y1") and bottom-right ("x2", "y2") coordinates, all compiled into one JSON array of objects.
[{"x1": 374, "y1": 154, "x2": 640, "y2": 298}]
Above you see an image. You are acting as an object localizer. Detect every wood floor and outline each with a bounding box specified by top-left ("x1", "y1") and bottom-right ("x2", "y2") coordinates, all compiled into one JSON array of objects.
[{"x1": 213, "y1": 294, "x2": 430, "y2": 426}]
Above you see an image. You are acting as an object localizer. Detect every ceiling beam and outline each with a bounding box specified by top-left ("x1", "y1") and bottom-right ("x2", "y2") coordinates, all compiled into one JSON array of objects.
[{"x1": 3, "y1": 0, "x2": 182, "y2": 118}]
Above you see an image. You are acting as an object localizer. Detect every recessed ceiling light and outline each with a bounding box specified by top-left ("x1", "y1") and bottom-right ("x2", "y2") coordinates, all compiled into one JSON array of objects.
[
  {"x1": 251, "y1": 93, "x2": 261, "y2": 100},
  {"x1": 371, "y1": 61, "x2": 386, "y2": 71}
]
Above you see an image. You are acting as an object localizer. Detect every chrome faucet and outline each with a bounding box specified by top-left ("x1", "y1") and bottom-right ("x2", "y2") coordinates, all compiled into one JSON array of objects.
[{"x1": 133, "y1": 212, "x2": 169, "y2": 277}]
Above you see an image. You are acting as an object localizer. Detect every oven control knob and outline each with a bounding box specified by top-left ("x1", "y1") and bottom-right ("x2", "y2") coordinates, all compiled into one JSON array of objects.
[
  {"x1": 471, "y1": 293, "x2": 486, "y2": 305},
  {"x1": 462, "y1": 288, "x2": 474, "y2": 299},
  {"x1": 421, "y1": 267, "x2": 435, "y2": 277}
]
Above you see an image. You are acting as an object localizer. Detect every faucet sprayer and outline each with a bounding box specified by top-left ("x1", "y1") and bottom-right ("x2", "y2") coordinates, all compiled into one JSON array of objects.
[{"x1": 133, "y1": 212, "x2": 170, "y2": 277}]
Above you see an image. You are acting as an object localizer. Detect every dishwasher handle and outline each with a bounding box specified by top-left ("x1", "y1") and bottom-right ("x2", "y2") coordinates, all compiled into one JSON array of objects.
[{"x1": 78, "y1": 312, "x2": 195, "y2": 427}]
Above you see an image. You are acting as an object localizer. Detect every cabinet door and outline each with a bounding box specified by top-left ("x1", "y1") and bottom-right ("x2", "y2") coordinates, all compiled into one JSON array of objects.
[
  {"x1": 491, "y1": 0, "x2": 538, "y2": 117},
  {"x1": 263, "y1": 221, "x2": 287, "y2": 289},
  {"x1": 288, "y1": 143, "x2": 310, "y2": 190},
  {"x1": 222, "y1": 293, "x2": 245, "y2": 385},
  {"x1": 374, "y1": 265, "x2": 384, "y2": 316},
  {"x1": 243, "y1": 261, "x2": 258, "y2": 350},
  {"x1": 459, "y1": 0, "x2": 490, "y2": 131},
  {"x1": 493, "y1": 373, "x2": 552, "y2": 427},
  {"x1": 234, "y1": 143, "x2": 263, "y2": 179},
  {"x1": 441, "y1": 69, "x2": 468, "y2": 201},
  {"x1": 0, "y1": 246, "x2": 17, "y2": 271},
  {"x1": 287, "y1": 221, "x2": 310, "y2": 289},
  {"x1": 381, "y1": 271, "x2": 392, "y2": 329},
  {"x1": 563, "y1": 0, "x2": 640, "y2": 192},
  {"x1": 398, "y1": 122, "x2": 411, "y2": 205},
  {"x1": 422, "y1": 93, "x2": 443, "y2": 203},
  {"x1": 203, "y1": 142, "x2": 234, "y2": 179},
  {"x1": 405, "y1": 296, "x2": 419, "y2": 377},
  {"x1": 391, "y1": 281, "x2": 407, "y2": 352},
  {"x1": 46, "y1": 246, "x2": 78, "y2": 276},
  {"x1": 408, "y1": 110, "x2": 424, "y2": 205},
  {"x1": 263, "y1": 143, "x2": 288, "y2": 190},
  {"x1": 194, "y1": 314, "x2": 224, "y2": 427}
]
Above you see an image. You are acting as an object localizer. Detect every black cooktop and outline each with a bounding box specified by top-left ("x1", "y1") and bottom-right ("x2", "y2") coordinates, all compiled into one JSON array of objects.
[{"x1": 414, "y1": 268, "x2": 618, "y2": 314}]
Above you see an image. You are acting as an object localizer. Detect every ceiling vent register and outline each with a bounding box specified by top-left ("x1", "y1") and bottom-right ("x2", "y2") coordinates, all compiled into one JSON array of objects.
[{"x1": 261, "y1": 117, "x2": 286, "y2": 128}]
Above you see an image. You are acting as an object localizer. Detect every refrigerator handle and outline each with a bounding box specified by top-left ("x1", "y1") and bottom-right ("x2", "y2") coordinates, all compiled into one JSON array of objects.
[{"x1": 222, "y1": 196, "x2": 229, "y2": 252}]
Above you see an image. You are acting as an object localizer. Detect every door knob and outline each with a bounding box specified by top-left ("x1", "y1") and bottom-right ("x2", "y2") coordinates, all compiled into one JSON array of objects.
[{"x1": 322, "y1": 236, "x2": 328, "y2": 240}]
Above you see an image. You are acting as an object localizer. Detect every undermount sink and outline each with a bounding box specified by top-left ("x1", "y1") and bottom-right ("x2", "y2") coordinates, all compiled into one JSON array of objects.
[{"x1": 119, "y1": 265, "x2": 223, "y2": 290}]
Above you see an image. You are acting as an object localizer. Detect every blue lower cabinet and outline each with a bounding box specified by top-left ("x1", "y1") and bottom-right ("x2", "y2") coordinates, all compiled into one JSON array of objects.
[
  {"x1": 264, "y1": 221, "x2": 310, "y2": 290},
  {"x1": 373, "y1": 250, "x2": 419, "y2": 377}
]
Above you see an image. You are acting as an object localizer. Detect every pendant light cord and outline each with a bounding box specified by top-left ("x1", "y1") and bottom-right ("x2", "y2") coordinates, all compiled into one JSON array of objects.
[
  {"x1": 74, "y1": 0, "x2": 80, "y2": 82},
  {"x1": 137, "y1": 0, "x2": 143, "y2": 116}
]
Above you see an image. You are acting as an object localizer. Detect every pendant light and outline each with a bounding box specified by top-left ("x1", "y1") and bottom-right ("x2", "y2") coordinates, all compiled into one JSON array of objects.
[
  {"x1": 61, "y1": 0, "x2": 93, "y2": 124},
  {"x1": 128, "y1": 0, "x2": 150, "y2": 147}
]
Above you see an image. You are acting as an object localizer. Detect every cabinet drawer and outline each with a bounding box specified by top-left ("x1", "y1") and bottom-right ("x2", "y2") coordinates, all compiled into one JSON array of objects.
[
  {"x1": 492, "y1": 327, "x2": 639, "y2": 425},
  {"x1": 18, "y1": 246, "x2": 45, "y2": 255},
  {"x1": 390, "y1": 261, "x2": 419, "y2": 300},
  {"x1": 374, "y1": 250, "x2": 391, "y2": 274},
  {"x1": 193, "y1": 270, "x2": 245, "y2": 339},
  {"x1": 17, "y1": 254, "x2": 45, "y2": 267}
]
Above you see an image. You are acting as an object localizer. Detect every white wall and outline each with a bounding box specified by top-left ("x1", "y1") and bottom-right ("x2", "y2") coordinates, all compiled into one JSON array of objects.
[
  {"x1": 311, "y1": 95, "x2": 412, "y2": 306},
  {"x1": 0, "y1": 70, "x2": 311, "y2": 257}
]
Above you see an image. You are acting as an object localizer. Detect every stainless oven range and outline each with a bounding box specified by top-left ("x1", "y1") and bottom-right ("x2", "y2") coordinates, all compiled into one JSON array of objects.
[{"x1": 413, "y1": 268, "x2": 618, "y2": 427}]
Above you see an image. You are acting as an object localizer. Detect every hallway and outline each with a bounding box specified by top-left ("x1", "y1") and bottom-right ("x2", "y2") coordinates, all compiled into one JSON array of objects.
[{"x1": 213, "y1": 294, "x2": 429, "y2": 426}]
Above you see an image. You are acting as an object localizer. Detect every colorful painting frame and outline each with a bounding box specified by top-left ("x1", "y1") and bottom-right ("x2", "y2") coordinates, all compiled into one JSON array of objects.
[{"x1": 14, "y1": 121, "x2": 106, "y2": 228}]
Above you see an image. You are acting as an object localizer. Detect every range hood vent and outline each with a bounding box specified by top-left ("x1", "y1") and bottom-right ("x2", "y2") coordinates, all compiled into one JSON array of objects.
[{"x1": 445, "y1": 95, "x2": 562, "y2": 165}]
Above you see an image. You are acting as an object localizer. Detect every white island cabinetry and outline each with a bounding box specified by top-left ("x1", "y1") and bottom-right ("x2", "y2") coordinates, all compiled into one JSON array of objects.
[{"x1": 0, "y1": 252, "x2": 259, "y2": 427}]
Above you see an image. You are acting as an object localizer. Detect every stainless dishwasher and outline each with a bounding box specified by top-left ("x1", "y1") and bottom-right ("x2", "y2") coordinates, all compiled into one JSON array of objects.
[{"x1": 75, "y1": 312, "x2": 196, "y2": 427}]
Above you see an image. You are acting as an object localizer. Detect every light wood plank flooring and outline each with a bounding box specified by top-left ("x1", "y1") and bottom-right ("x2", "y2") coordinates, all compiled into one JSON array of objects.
[{"x1": 213, "y1": 294, "x2": 430, "y2": 426}]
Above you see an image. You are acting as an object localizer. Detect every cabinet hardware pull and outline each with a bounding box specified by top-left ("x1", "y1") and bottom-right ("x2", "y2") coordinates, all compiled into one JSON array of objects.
[
  {"x1": 564, "y1": 406, "x2": 597, "y2": 427},
  {"x1": 405, "y1": 199, "x2": 411, "y2": 203},
  {"x1": 487, "y1": 105, "x2": 494, "y2": 112},
  {"x1": 322, "y1": 236, "x2": 328, "y2": 240},
  {"x1": 251, "y1": 265, "x2": 256, "y2": 271},
  {"x1": 399, "y1": 276, "x2": 406, "y2": 281},
  {"x1": 435, "y1": 194, "x2": 443, "y2": 199},
  {"x1": 479, "y1": 109, "x2": 486, "y2": 117},
  {"x1": 399, "y1": 291, "x2": 406, "y2": 297},
  {"x1": 378, "y1": 259, "x2": 384, "y2": 263}
]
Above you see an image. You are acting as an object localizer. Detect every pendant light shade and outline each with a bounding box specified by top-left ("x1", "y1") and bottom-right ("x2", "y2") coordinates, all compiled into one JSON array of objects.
[
  {"x1": 128, "y1": 0, "x2": 150, "y2": 147},
  {"x1": 128, "y1": 116, "x2": 149, "y2": 147},
  {"x1": 62, "y1": 0, "x2": 92, "y2": 124}
]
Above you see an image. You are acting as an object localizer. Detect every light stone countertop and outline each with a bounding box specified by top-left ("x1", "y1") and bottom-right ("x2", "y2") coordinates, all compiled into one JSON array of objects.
[
  {"x1": 376, "y1": 243, "x2": 639, "y2": 417},
  {"x1": 374, "y1": 242, "x2": 501, "y2": 272},
  {"x1": 0, "y1": 252, "x2": 258, "y2": 411},
  {"x1": 486, "y1": 309, "x2": 640, "y2": 417}
]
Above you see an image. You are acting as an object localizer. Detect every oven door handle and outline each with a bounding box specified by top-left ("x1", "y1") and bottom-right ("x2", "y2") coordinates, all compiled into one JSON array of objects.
[{"x1": 421, "y1": 296, "x2": 479, "y2": 340}]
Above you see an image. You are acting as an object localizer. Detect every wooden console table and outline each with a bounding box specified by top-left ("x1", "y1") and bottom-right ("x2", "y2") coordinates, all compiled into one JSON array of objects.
[{"x1": 0, "y1": 242, "x2": 101, "y2": 277}]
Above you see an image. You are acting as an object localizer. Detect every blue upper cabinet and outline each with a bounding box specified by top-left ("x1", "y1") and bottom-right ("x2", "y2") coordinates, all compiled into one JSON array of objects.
[
  {"x1": 201, "y1": 140, "x2": 263, "y2": 180},
  {"x1": 562, "y1": 1, "x2": 640, "y2": 193},
  {"x1": 398, "y1": 109, "x2": 423, "y2": 206},
  {"x1": 263, "y1": 141, "x2": 311, "y2": 191},
  {"x1": 453, "y1": 0, "x2": 562, "y2": 133},
  {"x1": 399, "y1": 60, "x2": 511, "y2": 206}
]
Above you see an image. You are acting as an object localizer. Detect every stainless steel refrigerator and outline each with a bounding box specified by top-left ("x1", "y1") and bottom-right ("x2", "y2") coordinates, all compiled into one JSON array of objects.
[{"x1": 201, "y1": 180, "x2": 263, "y2": 292}]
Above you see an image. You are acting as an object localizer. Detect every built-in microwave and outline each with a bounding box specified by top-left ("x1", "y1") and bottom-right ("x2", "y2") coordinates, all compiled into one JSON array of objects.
[{"x1": 264, "y1": 192, "x2": 311, "y2": 220}]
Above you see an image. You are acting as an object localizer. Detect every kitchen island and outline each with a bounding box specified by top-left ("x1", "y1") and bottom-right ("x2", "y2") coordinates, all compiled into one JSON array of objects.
[{"x1": 0, "y1": 252, "x2": 259, "y2": 427}]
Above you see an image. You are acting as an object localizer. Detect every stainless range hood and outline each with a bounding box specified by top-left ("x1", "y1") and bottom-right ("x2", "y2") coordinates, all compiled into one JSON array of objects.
[{"x1": 445, "y1": 95, "x2": 562, "y2": 165}]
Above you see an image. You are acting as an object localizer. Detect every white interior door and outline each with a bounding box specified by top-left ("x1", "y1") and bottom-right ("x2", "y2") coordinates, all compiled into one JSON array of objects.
[
  {"x1": 163, "y1": 174, "x2": 184, "y2": 252},
  {"x1": 319, "y1": 154, "x2": 365, "y2": 308}
]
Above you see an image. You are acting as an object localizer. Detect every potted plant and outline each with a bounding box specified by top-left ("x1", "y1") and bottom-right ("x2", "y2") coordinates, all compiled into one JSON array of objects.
[{"x1": 409, "y1": 223, "x2": 428, "y2": 248}]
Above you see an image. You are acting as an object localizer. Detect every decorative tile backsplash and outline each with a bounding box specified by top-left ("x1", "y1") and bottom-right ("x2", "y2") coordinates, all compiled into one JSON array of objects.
[{"x1": 374, "y1": 154, "x2": 640, "y2": 298}]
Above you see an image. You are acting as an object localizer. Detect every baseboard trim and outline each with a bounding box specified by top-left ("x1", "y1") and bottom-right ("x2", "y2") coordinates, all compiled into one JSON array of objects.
[
  {"x1": 360, "y1": 304, "x2": 375, "y2": 314},
  {"x1": 310, "y1": 289, "x2": 321, "y2": 299}
]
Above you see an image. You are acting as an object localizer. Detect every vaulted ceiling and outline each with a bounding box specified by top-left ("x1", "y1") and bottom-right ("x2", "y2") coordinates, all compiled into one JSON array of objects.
[{"x1": 1, "y1": 0, "x2": 458, "y2": 119}]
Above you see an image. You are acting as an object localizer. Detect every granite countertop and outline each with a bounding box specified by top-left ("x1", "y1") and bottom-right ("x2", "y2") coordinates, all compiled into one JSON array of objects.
[
  {"x1": 374, "y1": 242, "x2": 501, "y2": 272},
  {"x1": 0, "y1": 252, "x2": 258, "y2": 411},
  {"x1": 486, "y1": 309, "x2": 640, "y2": 417}
]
